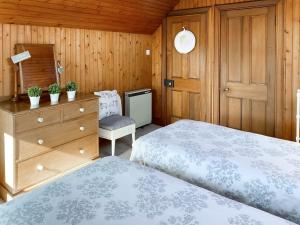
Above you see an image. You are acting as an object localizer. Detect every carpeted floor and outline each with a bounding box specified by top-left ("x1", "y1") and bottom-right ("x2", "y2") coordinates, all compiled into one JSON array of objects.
[{"x1": 100, "y1": 124, "x2": 161, "y2": 159}]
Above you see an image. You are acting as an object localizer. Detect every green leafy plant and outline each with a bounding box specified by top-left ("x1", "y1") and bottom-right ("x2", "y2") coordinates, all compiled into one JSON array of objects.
[
  {"x1": 27, "y1": 86, "x2": 42, "y2": 97},
  {"x1": 65, "y1": 81, "x2": 78, "y2": 92},
  {"x1": 48, "y1": 83, "x2": 61, "y2": 94}
]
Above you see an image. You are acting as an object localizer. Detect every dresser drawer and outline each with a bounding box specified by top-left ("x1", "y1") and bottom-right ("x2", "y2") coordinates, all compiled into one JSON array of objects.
[
  {"x1": 15, "y1": 107, "x2": 61, "y2": 133},
  {"x1": 63, "y1": 99, "x2": 98, "y2": 121},
  {"x1": 17, "y1": 134, "x2": 99, "y2": 190},
  {"x1": 16, "y1": 113, "x2": 98, "y2": 161}
]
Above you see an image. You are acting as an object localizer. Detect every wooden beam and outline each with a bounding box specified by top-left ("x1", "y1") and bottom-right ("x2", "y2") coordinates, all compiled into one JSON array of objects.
[
  {"x1": 168, "y1": 7, "x2": 209, "y2": 17},
  {"x1": 216, "y1": 0, "x2": 279, "y2": 10}
]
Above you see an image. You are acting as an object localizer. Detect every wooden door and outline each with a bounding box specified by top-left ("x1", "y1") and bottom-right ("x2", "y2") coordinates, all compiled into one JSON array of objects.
[
  {"x1": 220, "y1": 6, "x2": 276, "y2": 136},
  {"x1": 167, "y1": 13, "x2": 208, "y2": 123}
]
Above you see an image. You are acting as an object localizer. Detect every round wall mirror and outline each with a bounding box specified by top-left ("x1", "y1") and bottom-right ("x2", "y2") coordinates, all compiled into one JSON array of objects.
[{"x1": 174, "y1": 28, "x2": 196, "y2": 54}]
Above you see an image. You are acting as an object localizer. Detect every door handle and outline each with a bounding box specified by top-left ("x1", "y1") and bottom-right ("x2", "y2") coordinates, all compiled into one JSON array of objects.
[
  {"x1": 223, "y1": 87, "x2": 230, "y2": 92},
  {"x1": 164, "y1": 79, "x2": 174, "y2": 88}
]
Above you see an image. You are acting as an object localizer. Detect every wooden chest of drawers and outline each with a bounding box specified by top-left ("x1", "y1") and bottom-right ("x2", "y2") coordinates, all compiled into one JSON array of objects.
[{"x1": 0, "y1": 94, "x2": 99, "y2": 200}]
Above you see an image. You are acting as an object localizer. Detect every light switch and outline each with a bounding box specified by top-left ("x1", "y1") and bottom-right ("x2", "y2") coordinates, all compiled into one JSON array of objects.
[{"x1": 146, "y1": 49, "x2": 151, "y2": 56}]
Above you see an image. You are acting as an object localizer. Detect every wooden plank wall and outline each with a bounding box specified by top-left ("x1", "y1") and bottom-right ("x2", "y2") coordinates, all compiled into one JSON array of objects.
[
  {"x1": 152, "y1": 26, "x2": 163, "y2": 124},
  {"x1": 284, "y1": 0, "x2": 300, "y2": 140},
  {"x1": 0, "y1": 24, "x2": 152, "y2": 101},
  {"x1": 152, "y1": 0, "x2": 300, "y2": 140}
]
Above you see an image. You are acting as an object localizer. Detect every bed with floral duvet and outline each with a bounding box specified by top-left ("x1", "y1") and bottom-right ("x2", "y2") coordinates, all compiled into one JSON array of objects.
[
  {"x1": 0, "y1": 157, "x2": 295, "y2": 225},
  {"x1": 130, "y1": 120, "x2": 300, "y2": 224}
]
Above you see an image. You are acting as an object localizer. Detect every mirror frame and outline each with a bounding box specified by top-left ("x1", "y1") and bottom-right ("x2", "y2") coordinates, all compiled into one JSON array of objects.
[{"x1": 15, "y1": 44, "x2": 60, "y2": 95}]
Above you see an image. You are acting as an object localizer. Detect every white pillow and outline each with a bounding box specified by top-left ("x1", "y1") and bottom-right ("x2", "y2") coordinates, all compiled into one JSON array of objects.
[{"x1": 94, "y1": 90, "x2": 121, "y2": 120}]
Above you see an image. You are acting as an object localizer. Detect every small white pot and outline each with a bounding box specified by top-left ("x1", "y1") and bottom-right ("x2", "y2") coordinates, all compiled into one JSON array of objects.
[
  {"x1": 67, "y1": 90, "x2": 76, "y2": 101},
  {"x1": 29, "y1": 96, "x2": 40, "y2": 108},
  {"x1": 50, "y1": 93, "x2": 60, "y2": 105}
]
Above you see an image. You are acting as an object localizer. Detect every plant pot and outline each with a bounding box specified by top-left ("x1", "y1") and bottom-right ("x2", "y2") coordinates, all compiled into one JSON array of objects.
[
  {"x1": 67, "y1": 90, "x2": 76, "y2": 101},
  {"x1": 29, "y1": 96, "x2": 40, "y2": 108},
  {"x1": 50, "y1": 93, "x2": 60, "y2": 105}
]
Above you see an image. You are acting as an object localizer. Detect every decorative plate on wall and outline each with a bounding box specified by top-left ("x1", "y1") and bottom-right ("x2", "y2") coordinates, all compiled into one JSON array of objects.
[{"x1": 174, "y1": 28, "x2": 196, "y2": 54}]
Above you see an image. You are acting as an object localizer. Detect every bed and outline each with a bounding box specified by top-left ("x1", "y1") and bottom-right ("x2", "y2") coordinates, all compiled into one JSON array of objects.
[
  {"x1": 0, "y1": 157, "x2": 295, "y2": 225},
  {"x1": 130, "y1": 120, "x2": 300, "y2": 224}
]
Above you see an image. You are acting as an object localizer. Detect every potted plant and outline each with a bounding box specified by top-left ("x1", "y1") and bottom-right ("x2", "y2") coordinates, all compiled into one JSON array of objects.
[
  {"x1": 48, "y1": 83, "x2": 61, "y2": 105},
  {"x1": 28, "y1": 86, "x2": 42, "y2": 108},
  {"x1": 65, "y1": 81, "x2": 78, "y2": 101}
]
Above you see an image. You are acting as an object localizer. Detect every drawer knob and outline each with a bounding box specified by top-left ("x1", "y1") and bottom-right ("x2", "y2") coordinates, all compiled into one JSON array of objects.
[
  {"x1": 80, "y1": 126, "x2": 85, "y2": 132},
  {"x1": 79, "y1": 108, "x2": 85, "y2": 113},
  {"x1": 37, "y1": 139, "x2": 44, "y2": 145},
  {"x1": 79, "y1": 149, "x2": 85, "y2": 155},
  {"x1": 36, "y1": 164, "x2": 44, "y2": 172},
  {"x1": 37, "y1": 117, "x2": 44, "y2": 123}
]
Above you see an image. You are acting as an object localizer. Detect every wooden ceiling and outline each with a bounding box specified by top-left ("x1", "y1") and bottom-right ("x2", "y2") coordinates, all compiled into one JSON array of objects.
[{"x1": 0, "y1": 0, "x2": 179, "y2": 34}]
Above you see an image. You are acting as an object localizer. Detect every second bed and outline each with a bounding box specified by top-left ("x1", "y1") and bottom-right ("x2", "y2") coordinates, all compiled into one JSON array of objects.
[{"x1": 131, "y1": 120, "x2": 300, "y2": 224}]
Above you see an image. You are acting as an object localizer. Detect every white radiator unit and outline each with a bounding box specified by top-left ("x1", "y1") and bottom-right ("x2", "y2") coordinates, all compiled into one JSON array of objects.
[{"x1": 125, "y1": 89, "x2": 152, "y2": 128}]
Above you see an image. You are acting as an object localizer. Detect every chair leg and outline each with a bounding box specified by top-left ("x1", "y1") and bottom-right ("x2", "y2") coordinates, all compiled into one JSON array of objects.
[
  {"x1": 111, "y1": 139, "x2": 116, "y2": 156},
  {"x1": 132, "y1": 132, "x2": 135, "y2": 145}
]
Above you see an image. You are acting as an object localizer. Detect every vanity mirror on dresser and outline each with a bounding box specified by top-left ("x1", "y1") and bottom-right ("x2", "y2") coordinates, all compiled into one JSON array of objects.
[{"x1": 0, "y1": 94, "x2": 99, "y2": 201}]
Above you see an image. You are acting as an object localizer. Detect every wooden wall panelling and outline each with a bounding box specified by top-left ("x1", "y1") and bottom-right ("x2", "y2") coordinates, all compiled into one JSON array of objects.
[
  {"x1": 152, "y1": 19, "x2": 168, "y2": 126},
  {"x1": 0, "y1": 25, "x2": 2, "y2": 97},
  {"x1": 275, "y1": 0, "x2": 284, "y2": 138},
  {"x1": 3, "y1": 24, "x2": 10, "y2": 97},
  {"x1": 75, "y1": 29, "x2": 80, "y2": 89},
  {"x1": 0, "y1": 24, "x2": 152, "y2": 104},
  {"x1": 283, "y1": 0, "x2": 291, "y2": 139},
  {"x1": 271, "y1": 0, "x2": 300, "y2": 140},
  {"x1": 151, "y1": 0, "x2": 300, "y2": 140},
  {"x1": 114, "y1": 32, "x2": 120, "y2": 93},
  {"x1": 65, "y1": 28, "x2": 71, "y2": 86},
  {"x1": 213, "y1": 7, "x2": 221, "y2": 124},
  {"x1": 130, "y1": 34, "x2": 137, "y2": 90},
  {"x1": 152, "y1": 26, "x2": 163, "y2": 124},
  {"x1": 291, "y1": 0, "x2": 300, "y2": 140},
  {"x1": 60, "y1": 28, "x2": 66, "y2": 86},
  {"x1": 131, "y1": 35, "x2": 137, "y2": 90},
  {"x1": 207, "y1": 7, "x2": 216, "y2": 123}
]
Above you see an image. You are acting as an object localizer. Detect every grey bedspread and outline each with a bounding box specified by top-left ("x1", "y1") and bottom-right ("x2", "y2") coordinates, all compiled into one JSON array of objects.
[
  {"x1": 0, "y1": 157, "x2": 295, "y2": 225},
  {"x1": 131, "y1": 120, "x2": 300, "y2": 224}
]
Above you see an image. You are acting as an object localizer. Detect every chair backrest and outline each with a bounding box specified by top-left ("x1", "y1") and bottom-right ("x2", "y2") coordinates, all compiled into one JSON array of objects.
[
  {"x1": 117, "y1": 94, "x2": 122, "y2": 115},
  {"x1": 94, "y1": 90, "x2": 122, "y2": 120}
]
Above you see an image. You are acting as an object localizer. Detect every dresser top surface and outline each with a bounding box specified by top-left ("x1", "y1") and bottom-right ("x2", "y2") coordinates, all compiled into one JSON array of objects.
[{"x1": 0, "y1": 93, "x2": 98, "y2": 114}]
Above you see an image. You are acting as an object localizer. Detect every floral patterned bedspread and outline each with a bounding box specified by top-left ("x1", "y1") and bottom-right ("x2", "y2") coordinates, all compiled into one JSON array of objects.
[
  {"x1": 0, "y1": 157, "x2": 295, "y2": 225},
  {"x1": 130, "y1": 120, "x2": 300, "y2": 224}
]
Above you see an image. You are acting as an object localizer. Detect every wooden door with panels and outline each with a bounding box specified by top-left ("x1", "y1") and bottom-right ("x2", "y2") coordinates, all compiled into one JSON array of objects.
[
  {"x1": 220, "y1": 6, "x2": 276, "y2": 136},
  {"x1": 166, "y1": 13, "x2": 208, "y2": 123}
]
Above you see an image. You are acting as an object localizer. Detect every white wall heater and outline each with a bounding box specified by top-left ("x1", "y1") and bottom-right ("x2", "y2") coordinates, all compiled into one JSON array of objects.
[{"x1": 125, "y1": 89, "x2": 152, "y2": 128}]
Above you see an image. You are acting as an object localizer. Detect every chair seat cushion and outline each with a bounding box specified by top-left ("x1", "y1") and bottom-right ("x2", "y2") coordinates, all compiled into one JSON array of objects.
[{"x1": 100, "y1": 115, "x2": 135, "y2": 131}]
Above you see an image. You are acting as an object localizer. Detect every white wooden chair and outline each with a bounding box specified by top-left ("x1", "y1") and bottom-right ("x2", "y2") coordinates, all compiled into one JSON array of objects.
[{"x1": 96, "y1": 91, "x2": 136, "y2": 156}]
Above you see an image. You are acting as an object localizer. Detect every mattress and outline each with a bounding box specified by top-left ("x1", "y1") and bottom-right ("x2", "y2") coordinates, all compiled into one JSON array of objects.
[
  {"x1": 0, "y1": 157, "x2": 295, "y2": 225},
  {"x1": 130, "y1": 120, "x2": 300, "y2": 224}
]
